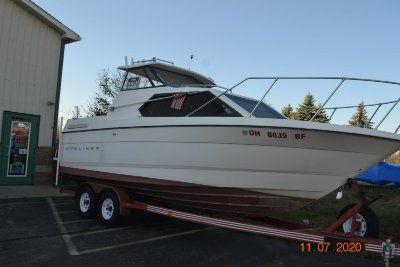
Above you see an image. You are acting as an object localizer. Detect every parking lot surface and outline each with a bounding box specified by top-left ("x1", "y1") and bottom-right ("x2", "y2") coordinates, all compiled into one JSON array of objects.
[{"x1": 0, "y1": 196, "x2": 397, "y2": 267}]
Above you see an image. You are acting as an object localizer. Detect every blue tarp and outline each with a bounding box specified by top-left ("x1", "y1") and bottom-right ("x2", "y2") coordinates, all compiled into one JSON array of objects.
[{"x1": 356, "y1": 162, "x2": 400, "y2": 187}]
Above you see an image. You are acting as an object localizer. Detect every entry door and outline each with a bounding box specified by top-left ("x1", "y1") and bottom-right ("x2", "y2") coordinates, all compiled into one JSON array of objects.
[{"x1": 0, "y1": 112, "x2": 40, "y2": 185}]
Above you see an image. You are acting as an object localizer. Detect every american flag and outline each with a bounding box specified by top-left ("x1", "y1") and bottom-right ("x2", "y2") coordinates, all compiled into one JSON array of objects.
[{"x1": 171, "y1": 94, "x2": 186, "y2": 110}]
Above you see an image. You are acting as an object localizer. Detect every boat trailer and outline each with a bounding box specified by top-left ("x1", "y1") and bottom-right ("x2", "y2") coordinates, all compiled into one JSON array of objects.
[{"x1": 60, "y1": 179, "x2": 399, "y2": 265}]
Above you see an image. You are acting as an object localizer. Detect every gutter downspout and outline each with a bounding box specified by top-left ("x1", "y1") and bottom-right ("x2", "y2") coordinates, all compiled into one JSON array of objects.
[
  {"x1": 52, "y1": 40, "x2": 65, "y2": 147},
  {"x1": 52, "y1": 40, "x2": 65, "y2": 186}
]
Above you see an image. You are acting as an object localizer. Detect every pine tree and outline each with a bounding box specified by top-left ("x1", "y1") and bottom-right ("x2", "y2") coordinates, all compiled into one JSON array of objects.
[
  {"x1": 313, "y1": 103, "x2": 329, "y2": 123},
  {"x1": 282, "y1": 104, "x2": 294, "y2": 119},
  {"x1": 348, "y1": 102, "x2": 373, "y2": 128},
  {"x1": 295, "y1": 92, "x2": 329, "y2": 123}
]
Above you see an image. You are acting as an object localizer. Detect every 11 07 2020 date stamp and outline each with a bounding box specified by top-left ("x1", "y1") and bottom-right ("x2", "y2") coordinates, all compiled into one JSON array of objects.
[{"x1": 300, "y1": 241, "x2": 364, "y2": 253}]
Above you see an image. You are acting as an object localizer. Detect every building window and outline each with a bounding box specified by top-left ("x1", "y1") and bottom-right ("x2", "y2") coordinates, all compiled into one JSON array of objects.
[{"x1": 139, "y1": 92, "x2": 241, "y2": 117}]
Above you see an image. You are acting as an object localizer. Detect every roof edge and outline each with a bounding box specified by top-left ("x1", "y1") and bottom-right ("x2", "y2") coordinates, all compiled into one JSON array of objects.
[{"x1": 14, "y1": 0, "x2": 81, "y2": 43}]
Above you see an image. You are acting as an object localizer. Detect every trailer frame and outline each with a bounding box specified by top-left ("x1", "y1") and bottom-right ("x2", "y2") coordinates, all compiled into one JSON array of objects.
[{"x1": 60, "y1": 181, "x2": 399, "y2": 261}]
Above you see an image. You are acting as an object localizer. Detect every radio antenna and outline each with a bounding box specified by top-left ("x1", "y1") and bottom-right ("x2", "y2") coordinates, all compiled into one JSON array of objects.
[{"x1": 189, "y1": 55, "x2": 194, "y2": 70}]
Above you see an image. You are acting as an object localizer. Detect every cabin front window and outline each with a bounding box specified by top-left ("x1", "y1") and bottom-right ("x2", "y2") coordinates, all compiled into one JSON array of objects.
[
  {"x1": 123, "y1": 71, "x2": 164, "y2": 90},
  {"x1": 139, "y1": 92, "x2": 241, "y2": 117}
]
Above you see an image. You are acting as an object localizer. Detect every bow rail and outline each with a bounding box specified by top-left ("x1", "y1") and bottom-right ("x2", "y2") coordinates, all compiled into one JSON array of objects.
[{"x1": 187, "y1": 77, "x2": 400, "y2": 133}]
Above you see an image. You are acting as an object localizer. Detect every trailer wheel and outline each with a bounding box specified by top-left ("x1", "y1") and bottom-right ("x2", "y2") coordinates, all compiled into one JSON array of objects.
[
  {"x1": 98, "y1": 190, "x2": 120, "y2": 227},
  {"x1": 76, "y1": 185, "x2": 98, "y2": 218},
  {"x1": 338, "y1": 204, "x2": 380, "y2": 238}
]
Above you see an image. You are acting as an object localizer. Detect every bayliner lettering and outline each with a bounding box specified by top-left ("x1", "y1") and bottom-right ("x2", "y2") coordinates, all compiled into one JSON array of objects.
[{"x1": 66, "y1": 146, "x2": 100, "y2": 151}]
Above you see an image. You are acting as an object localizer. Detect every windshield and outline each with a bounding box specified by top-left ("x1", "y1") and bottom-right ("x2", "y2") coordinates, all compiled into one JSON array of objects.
[
  {"x1": 123, "y1": 71, "x2": 164, "y2": 90},
  {"x1": 225, "y1": 94, "x2": 286, "y2": 119},
  {"x1": 122, "y1": 66, "x2": 207, "y2": 90}
]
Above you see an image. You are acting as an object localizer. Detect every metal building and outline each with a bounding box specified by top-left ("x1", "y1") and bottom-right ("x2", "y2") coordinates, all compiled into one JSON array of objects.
[{"x1": 0, "y1": 0, "x2": 80, "y2": 185}]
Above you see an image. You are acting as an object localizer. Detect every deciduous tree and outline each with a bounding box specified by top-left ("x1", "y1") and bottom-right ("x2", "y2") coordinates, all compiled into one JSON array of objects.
[
  {"x1": 87, "y1": 69, "x2": 125, "y2": 116},
  {"x1": 71, "y1": 105, "x2": 82, "y2": 119}
]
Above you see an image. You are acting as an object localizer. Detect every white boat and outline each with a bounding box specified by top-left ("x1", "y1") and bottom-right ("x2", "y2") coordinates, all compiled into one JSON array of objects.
[{"x1": 59, "y1": 59, "x2": 400, "y2": 217}]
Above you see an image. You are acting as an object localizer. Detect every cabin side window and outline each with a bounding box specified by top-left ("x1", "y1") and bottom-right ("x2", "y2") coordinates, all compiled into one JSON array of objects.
[{"x1": 139, "y1": 92, "x2": 241, "y2": 117}]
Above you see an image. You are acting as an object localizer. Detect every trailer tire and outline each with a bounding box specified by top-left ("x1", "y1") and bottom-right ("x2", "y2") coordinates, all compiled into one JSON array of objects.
[
  {"x1": 338, "y1": 203, "x2": 380, "y2": 238},
  {"x1": 76, "y1": 185, "x2": 98, "y2": 218},
  {"x1": 98, "y1": 190, "x2": 120, "y2": 227}
]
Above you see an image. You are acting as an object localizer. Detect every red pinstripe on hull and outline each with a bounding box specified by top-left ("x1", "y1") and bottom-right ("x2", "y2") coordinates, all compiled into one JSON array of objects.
[{"x1": 60, "y1": 166, "x2": 312, "y2": 217}]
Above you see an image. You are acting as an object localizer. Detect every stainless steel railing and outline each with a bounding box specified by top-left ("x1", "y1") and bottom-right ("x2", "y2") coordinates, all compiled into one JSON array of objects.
[{"x1": 186, "y1": 77, "x2": 400, "y2": 133}]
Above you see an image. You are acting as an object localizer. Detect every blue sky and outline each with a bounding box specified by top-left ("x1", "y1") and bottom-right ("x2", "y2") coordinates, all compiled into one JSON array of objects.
[{"x1": 33, "y1": 0, "x2": 400, "y2": 131}]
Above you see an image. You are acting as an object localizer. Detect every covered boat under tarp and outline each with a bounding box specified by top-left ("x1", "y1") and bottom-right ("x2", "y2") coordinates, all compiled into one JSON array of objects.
[{"x1": 357, "y1": 162, "x2": 400, "y2": 187}]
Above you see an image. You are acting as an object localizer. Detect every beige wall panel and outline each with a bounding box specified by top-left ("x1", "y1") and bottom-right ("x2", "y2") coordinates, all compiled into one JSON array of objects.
[{"x1": 0, "y1": 0, "x2": 62, "y2": 147}]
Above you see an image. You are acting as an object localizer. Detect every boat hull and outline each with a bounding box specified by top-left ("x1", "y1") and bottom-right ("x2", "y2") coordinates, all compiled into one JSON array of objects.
[
  {"x1": 60, "y1": 122, "x2": 400, "y2": 217},
  {"x1": 61, "y1": 166, "x2": 311, "y2": 217}
]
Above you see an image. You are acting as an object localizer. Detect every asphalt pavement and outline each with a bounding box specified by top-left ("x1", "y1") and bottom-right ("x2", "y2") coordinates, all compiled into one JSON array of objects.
[
  {"x1": 0, "y1": 186, "x2": 398, "y2": 266},
  {"x1": 0, "y1": 185, "x2": 64, "y2": 199}
]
